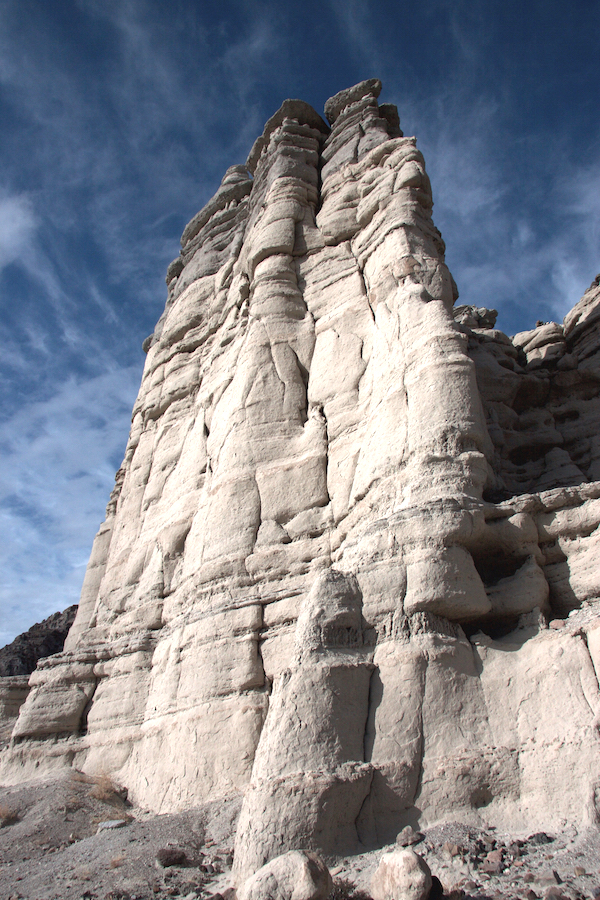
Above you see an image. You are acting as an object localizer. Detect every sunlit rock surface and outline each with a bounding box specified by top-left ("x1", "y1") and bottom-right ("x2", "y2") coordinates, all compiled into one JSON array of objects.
[{"x1": 3, "y1": 81, "x2": 600, "y2": 876}]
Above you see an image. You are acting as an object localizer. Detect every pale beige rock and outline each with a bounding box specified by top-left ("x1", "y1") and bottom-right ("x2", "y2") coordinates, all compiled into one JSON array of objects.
[
  {"x1": 473, "y1": 610, "x2": 600, "y2": 830},
  {"x1": 233, "y1": 569, "x2": 374, "y2": 882},
  {"x1": 2, "y1": 83, "x2": 600, "y2": 876},
  {"x1": 485, "y1": 555, "x2": 549, "y2": 617},
  {"x1": 239, "y1": 850, "x2": 332, "y2": 900},
  {"x1": 0, "y1": 677, "x2": 30, "y2": 747},
  {"x1": 370, "y1": 848, "x2": 432, "y2": 900}
]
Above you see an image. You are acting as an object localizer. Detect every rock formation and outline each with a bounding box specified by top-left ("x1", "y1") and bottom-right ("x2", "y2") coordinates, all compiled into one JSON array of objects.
[
  {"x1": 0, "y1": 606, "x2": 77, "y2": 677},
  {"x1": 0, "y1": 605, "x2": 77, "y2": 748},
  {"x1": 2, "y1": 80, "x2": 600, "y2": 881},
  {"x1": 0, "y1": 677, "x2": 30, "y2": 750}
]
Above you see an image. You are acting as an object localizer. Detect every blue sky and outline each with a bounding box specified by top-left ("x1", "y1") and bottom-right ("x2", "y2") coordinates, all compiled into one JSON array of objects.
[{"x1": 1, "y1": 0, "x2": 598, "y2": 645}]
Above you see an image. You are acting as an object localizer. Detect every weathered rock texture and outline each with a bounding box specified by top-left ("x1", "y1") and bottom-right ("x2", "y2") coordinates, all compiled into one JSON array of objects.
[
  {"x1": 238, "y1": 850, "x2": 332, "y2": 900},
  {"x1": 0, "y1": 606, "x2": 77, "y2": 677},
  {"x1": 370, "y1": 848, "x2": 432, "y2": 900},
  {"x1": 2, "y1": 80, "x2": 600, "y2": 877},
  {"x1": 0, "y1": 606, "x2": 77, "y2": 747},
  {"x1": 0, "y1": 677, "x2": 30, "y2": 749}
]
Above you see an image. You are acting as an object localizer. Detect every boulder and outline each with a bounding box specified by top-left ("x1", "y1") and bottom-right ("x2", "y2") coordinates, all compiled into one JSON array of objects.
[
  {"x1": 371, "y1": 849, "x2": 432, "y2": 900},
  {"x1": 238, "y1": 851, "x2": 332, "y2": 900}
]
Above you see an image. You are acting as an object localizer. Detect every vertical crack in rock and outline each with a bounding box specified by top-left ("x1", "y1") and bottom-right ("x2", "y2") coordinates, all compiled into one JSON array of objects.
[
  {"x1": 79, "y1": 676, "x2": 99, "y2": 736},
  {"x1": 363, "y1": 664, "x2": 377, "y2": 765},
  {"x1": 574, "y1": 629, "x2": 600, "y2": 717},
  {"x1": 353, "y1": 662, "x2": 379, "y2": 847},
  {"x1": 354, "y1": 764, "x2": 375, "y2": 849}
]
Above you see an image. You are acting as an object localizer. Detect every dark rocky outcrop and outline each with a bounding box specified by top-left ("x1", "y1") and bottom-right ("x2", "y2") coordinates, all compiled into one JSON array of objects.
[{"x1": 0, "y1": 606, "x2": 77, "y2": 677}]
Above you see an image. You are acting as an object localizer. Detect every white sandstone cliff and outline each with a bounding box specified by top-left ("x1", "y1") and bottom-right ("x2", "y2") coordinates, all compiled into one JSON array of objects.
[{"x1": 2, "y1": 80, "x2": 600, "y2": 881}]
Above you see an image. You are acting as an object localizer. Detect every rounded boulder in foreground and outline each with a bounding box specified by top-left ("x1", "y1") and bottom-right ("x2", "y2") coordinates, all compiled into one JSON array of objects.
[
  {"x1": 238, "y1": 850, "x2": 333, "y2": 900},
  {"x1": 371, "y1": 848, "x2": 433, "y2": 900}
]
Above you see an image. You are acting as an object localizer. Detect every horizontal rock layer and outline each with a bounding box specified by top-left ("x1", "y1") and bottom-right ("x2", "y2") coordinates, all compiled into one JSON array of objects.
[{"x1": 2, "y1": 81, "x2": 600, "y2": 878}]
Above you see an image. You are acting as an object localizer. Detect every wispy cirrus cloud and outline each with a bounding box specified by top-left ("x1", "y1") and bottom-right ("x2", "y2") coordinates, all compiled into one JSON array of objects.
[
  {"x1": 0, "y1": 364, "x2": 141, "y2": 645},
  {"x1": 0, "y1": 0, "x2": 293, "y2": 643},
  {"x1": 423, "y1": 114, "x2": 600, "y2": 329},
  {"x1": 0, "y1": 193, "x2": 38, "y2": 270}
]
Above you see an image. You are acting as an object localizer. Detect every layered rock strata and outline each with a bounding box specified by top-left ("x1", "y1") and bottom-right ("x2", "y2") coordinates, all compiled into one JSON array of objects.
[
  {"x1": 2, "y1": 80, "x2": 600, "y2": 878},
  {"x1": 0, "y1": 605, "x2": 77, "y2": 749},
  {"x1": 456, "y1": 276, "x2": 600, "y2": 499},
  {"x1": 0, "y1": 677, "x2": 30, "y2": 749},
  {"x1": 0, "y1": 606, "x2": 77, "y2": 677}
]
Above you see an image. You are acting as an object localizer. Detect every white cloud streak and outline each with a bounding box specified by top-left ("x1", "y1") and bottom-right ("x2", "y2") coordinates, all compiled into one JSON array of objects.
[
  {"x1": 0, "y1": 365, "x2": 141, "y2": 645},
  {"x1": 0, "y1": 193, "x2": 38, "y2": 270}
]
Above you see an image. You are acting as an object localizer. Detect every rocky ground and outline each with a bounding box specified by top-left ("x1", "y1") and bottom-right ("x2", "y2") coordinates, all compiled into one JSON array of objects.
[{"x1": 1, "y1": 773, "x2": 600, "y2": 900}]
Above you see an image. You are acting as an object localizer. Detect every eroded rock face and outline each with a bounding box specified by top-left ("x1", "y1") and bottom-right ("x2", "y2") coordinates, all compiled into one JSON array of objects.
[
  {"x1": 0, "y1": 677, "x2": 30, "y2": 749},
  {"x1": 233, "y1": 569, "x2": 374, "y2": 882},
  {"x1": 0, "y1": 607, "x2": 78, "y2": 747},
  {"x1": 2, "y1": 80, "x2": 600, "y2": 875},
  {"x1": 0, "y1": 606, "x2": 77, "y2": 677},
  {"x1": 458, "y1": 276, "x2": 600, "y2": 499}
]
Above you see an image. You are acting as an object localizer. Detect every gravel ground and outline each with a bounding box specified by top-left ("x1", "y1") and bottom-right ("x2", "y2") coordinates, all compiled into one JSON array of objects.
[
  {"x1": 332, "y1": 822, "x2": 600, "y2": 900},
  {"x1": 1, "y1": 774, "x2": 600, "y2": 900},
  {"x1": 0, "y1": 772, "x2": 239, "y2": 900}
]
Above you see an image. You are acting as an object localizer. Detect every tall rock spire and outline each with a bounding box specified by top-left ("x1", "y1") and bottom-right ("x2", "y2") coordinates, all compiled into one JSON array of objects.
[{"x1": 4, "y1": 82, "x2": 600, "y2": 876}]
